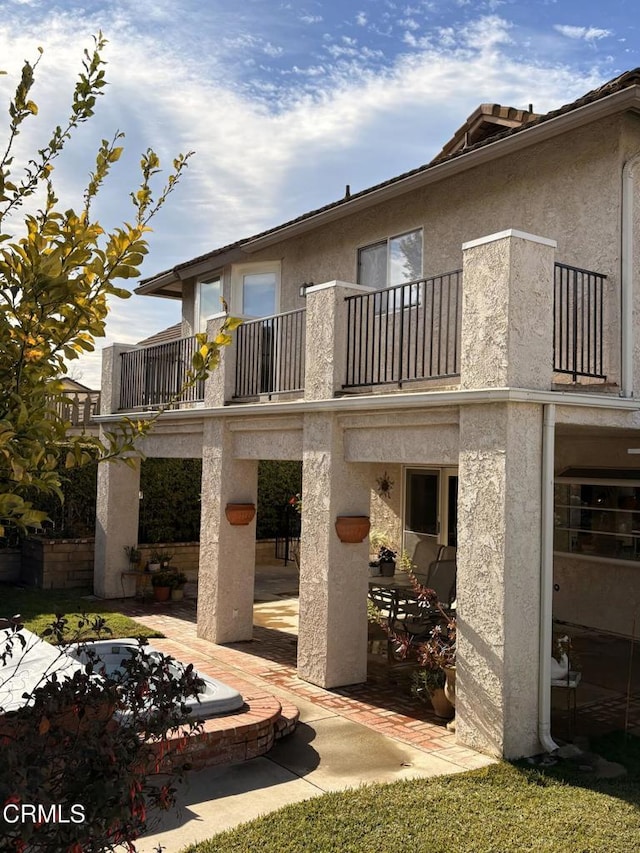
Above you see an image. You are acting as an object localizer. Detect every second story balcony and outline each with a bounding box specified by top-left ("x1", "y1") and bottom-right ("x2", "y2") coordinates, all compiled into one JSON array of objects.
[{"x1": 111, "y1": 247, "x2": 611, "y2": 415}]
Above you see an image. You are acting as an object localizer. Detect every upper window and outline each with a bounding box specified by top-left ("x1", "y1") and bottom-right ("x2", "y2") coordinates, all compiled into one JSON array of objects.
[
  {"x1": 358, "y1": 229, "x2": 423, "y2": 289},
  {"x1": 196, "y1": 276, "x2": 222, "y2": 332},
  {"x1": 231, "y1": 262, "x2": 280, "y2": 318},
  {"x1": 242, "y1": 271, "x2": 277, "y2": 317}
]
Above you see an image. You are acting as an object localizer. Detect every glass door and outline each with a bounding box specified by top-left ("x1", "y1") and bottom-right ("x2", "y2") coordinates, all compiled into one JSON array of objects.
[{"x1": 404, "y1": 469, "x2": 440, "y2": 573}]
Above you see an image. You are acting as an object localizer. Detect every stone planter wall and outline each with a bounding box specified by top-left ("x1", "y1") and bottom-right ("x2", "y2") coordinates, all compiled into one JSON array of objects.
[
  {"x1": 21, "y1": 538, "x2": 94, "y2": 589},
  {"x1": 15, "y1": 538, "x2": 280, "y2": 590},
  {"x1": 0, "y1": 549, "x2": 21, "y2": 583}
]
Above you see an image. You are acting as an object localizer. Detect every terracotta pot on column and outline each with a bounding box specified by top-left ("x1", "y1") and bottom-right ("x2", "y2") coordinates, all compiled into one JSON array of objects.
[
  {"x1": 335, "y1": 515, "x2": 371, "y2": 543},
  {"x1": 225, "y1": 503, "x2": 256, "y2": 526}
]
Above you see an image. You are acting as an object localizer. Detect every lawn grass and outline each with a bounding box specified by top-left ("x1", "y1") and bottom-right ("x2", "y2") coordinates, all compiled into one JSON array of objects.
[
  {"x1": 0, "y1": 585, "x2": 162, "y2": 641},
  {"x1": 185, "y1": 733, "x2": 640, "y2": 853}
]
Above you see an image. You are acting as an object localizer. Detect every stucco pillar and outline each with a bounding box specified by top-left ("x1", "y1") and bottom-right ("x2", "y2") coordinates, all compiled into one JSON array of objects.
[
  {"x1": 456, "y1": 402, "x2": 543, "y2": 758},
  {"x1": 94, "y1": 446, "x2": 140, "y2": 598},
  {"x1": 197, "y1": 419, "x2": 258, "y2": 643},
  {"x1": 100, "y1": 343, "x2": 136, "y2": 414},
  {"x1": 297, "y1": 412, "x2": 370, "y2": 687},
  {"x1": 304, "y1": 281, "x2": 376, "y2": 399},
  {"x1": 204, "y1": 315, "x2": 237, "y2": 407},
  {"x1": 461, "y1": 229, "x2": 556, "y2": 390}
]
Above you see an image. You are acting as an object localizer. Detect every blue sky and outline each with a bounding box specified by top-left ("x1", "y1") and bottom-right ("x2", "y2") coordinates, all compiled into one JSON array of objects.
[{"x1": 0, "y1": 0, "x2": 636, "y2": 385}]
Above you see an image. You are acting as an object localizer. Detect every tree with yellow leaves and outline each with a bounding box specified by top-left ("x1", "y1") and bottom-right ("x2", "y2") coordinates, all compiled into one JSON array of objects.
[{"x1": 0, "y1": 34, "x2": 236, "y2": 538}]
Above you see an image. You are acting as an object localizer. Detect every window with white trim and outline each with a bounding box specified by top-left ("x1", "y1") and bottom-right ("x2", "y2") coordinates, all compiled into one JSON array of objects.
[
  {"x1": 358, "y1": 229, "x2": 423, "y2": 289},
  {"x1": 196, "y1": 275, "x2": 222, "y2": 332},
  {"x1": 231, "y1": 262, "x2": 280, "y2": 318}
]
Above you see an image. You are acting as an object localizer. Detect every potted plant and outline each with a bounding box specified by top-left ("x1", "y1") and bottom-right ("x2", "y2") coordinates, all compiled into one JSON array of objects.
[
  {"x1": 156, "y1": 549, "x2": 173, "y2": 568},
  {"x1": 147, "y1": 550, "x2": 162, "y2": 573},
  {"x1": 368, "y1": 529, "x2": 398, "y2": 576},
  {"x1": 377, "y1": 545, "x2": 397, "y2": 577},
  {"x1": 151, "y1": 570, "x2": 175, "y2": 602},
  {"x1": 124, "y1": 545, "x2": 142, "y2": 570},
  {"x1": 170, "y1": 571, "x2": 188, "y2": 601},
  {"x1": 377, "y1": 566, "x2": 457, "y2": 726},
  {"x1": 411, "y1": 667, "x2": 454, "y2": 720}
]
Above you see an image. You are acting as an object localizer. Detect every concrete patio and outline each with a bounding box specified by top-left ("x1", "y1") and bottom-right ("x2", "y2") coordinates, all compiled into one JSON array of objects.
[{"x1": 109, "y1": 563, "x2": 493, "y2": 852}]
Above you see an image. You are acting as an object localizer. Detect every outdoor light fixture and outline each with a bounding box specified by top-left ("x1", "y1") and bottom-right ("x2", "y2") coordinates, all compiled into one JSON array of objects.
[{"x1": 298, "y1": 282, "x2": 314, "y2": 298}]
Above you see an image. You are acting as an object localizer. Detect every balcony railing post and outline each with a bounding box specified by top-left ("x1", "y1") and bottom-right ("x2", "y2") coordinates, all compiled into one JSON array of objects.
[
  {"x1": 204, "y1": 315, "x2": 238, "y2": 407},
  {"x1": 305, "y1": 281, "x2": 376, "y2": 400},
  {"x1": 101, "y1": 343, "x2": 136, "y2": 414},
  {"x1": 461, "y1": 230, "x2": 556, "y2": 390}
]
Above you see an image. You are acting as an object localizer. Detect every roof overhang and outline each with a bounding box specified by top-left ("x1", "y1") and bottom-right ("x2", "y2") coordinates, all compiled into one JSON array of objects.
[
  {"x1": 243, "y1": 85, "x2": 640, "y2": 253},
  {"x1": 137, "y1": 84, "x2": 640, "y2": 295}
]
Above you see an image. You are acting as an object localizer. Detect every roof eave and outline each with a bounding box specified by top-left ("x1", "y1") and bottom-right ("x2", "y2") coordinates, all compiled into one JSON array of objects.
[
  {"x1": 136, "y1": 83, "x2": 640, "y2": 289},
  {"x1": 243, "y1": 86, "x2": 640, "y2": 252}
]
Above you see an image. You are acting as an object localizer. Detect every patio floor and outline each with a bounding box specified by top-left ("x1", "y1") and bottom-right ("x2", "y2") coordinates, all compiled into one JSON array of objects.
[{"x1": 110, "y1": 562, "x2": 640, "y2": 756}]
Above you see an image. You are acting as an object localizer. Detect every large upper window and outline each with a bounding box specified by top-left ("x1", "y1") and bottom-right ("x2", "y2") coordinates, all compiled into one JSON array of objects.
[
  {"x1": 196, "y1": 276, "x2": 222, "y2": 332},
  {"x1": 231, "y1": 262, "x2": 280, "y2": 318},
  {"x1": 358, "y1": 229, "x2": 423, "y2": 289}
]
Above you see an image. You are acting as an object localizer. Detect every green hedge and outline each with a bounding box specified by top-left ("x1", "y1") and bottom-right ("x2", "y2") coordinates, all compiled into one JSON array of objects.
[{"x1": 23, "y1": 457, "x2": 301, "y2": 543}]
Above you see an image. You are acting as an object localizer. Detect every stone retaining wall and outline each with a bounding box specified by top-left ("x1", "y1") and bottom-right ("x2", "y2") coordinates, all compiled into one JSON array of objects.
[
  {"x1": 0, "y1": 549, "x2": 21, "y2": 583},
  {"x1": 14, "y1": 538, "x2": 281, "y2": 589},
  {"x1": 21, "y1": 538, "x2": 94, "y2": 589}
]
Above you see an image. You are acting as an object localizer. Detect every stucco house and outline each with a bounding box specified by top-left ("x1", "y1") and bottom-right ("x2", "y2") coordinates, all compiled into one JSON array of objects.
[{"x1": 95, "y1": 68, "x2": 640, "y2": 759}]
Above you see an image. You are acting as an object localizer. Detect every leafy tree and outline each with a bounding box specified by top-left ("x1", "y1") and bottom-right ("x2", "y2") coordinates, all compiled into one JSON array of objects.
[
  {"x1": 0, "y1": 33, "x2": 236, "y2": 539},
  {"x1": 0, "y1": 33, "x2": 239, "y2": 851}
]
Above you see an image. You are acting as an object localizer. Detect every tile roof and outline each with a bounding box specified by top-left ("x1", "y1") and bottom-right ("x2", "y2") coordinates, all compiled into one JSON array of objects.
[
  {"x1": 139, "y1": 68, "x2": 640, "y2": 289},
  {"x1": 136, "y1": 322, "x2": 183, "y2": 347}
]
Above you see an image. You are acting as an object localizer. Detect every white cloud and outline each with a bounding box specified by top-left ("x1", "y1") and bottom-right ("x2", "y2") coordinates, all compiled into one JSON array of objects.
[
  {"x1": 300, "y1": 14, "x2": 323, "y2": 24},
  {"x1": 554, "y1": 25, "x2": 612, "y2": 43},
  {"x1": 356, "y1": 12, "x2": 368, "y2": 26},
  {"x1": 0, "y1": 7, "x2": 611, "y2": 386}
]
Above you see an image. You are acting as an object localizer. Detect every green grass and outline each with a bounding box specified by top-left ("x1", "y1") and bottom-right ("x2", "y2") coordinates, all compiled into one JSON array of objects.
[
  {"x1": 184, "y1": 734, "x2": 640, "y2": 853},
  {"x1": 0, "y1": 585, "x2": 163, "y2": 642}
]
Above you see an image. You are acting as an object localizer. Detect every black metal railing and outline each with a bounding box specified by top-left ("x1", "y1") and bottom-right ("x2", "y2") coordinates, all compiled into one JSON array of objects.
[
  {"x1": 344, "y1": 270, "x2": 462, "y2": 389},
  {"x1": 554, "y1": 263, "x2": 606, "y2": 381},
  {"x1": 234, "y1": 309, "x2": 306, "y2": 399},
  {"x1": 119, "y1": 336, "x2": 204, "y2": 410}
]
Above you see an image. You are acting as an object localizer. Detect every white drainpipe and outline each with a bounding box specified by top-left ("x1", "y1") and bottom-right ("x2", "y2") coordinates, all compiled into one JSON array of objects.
[
  {"x1": 621, "y1": 152, "x2": 640, "y2": 398},
  {"x1": 539, "y1": 403, "x2": 559, "y2": 753}
]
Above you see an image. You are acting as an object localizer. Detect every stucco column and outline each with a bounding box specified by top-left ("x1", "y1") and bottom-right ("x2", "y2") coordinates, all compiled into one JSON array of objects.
[
  {"x1": 304, "y1": 281, "x2": 376, "y2": 399},
  {"x1": 461, "y1": 229, "x2": 556, "y2": 390},
  {"x1": 204, "y1": 315, "x2": 237, "y2": 407},
  {"x1": 197, "y1": 419, "x2": 258, "y2": 643},
  {"x1": 94, "y1": 445, "x2": 141, "y2": 598},
  {"x1": 298, "y1": 412, "x2": 370, "y2": 687},
  {"x1": 100, "y1": 343, "x2": 136, "y2": 414},
  {"x1": 456, "y1": 401, "x2": 543, "y2": 758}
]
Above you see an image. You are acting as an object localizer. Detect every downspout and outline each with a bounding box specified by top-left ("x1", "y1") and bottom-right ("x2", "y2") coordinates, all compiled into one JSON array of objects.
[
  {"x1": 621, "y1": 151, "x2": 640, "y2": 398},
  {"x1": 539, "y1": 403, "x2": 559, "y2": 752}
]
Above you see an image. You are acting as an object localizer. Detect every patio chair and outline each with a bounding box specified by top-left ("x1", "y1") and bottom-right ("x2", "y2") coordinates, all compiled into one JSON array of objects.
[
  {"x1": 424, "y1": 559, "x2": 457, "y2": 609},
  {"x1": 368, "y1": 585, "x2": 441, "y2": 666}
]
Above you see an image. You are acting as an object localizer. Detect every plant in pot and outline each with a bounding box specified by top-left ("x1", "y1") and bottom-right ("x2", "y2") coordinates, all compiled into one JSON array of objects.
[
  {"x1": 151, "y1": 570, "x2": 175, "y2": 602},
  {"x1": 377, "y1": 545, "x2": 397, "y2": 577},
  {"x1": 368, "y1": 529, "x2": 398, "y2": 577},
  {"x1": 379, "y1": 567, "x2": 457, "y2": 727},
  {"x1": 148, "y1": 550, "x2": 163, "y2": 573},
  {"x1": 155, "y1": 549, "x2": 173, "y2": 569},
  {"x1": 411, "y1": 667, "x2": 454, "y2": 720},
  {"x1": 170, "y1": 571, "x2": 188, "y2": 601},
  {"x1": 124, "y1": 545, "x2": 142, "y2": 570}
]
